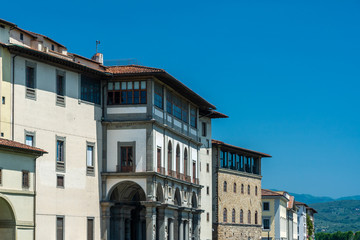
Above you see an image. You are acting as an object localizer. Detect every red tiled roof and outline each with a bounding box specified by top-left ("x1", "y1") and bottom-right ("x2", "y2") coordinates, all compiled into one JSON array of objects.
[
  {"x1": 0, "y1": 138, "x2": 47, "y2": 155},
  {"x1": 262, "y1": 189, "x2": 284, "y2": 196},
  {"x1": 295, "y1": 201, "x2": 309, "y2": 207},
  {"x1": 288, "y1": 196, "x2": 295, "y2": 209},
  {"x1": 212, "y1": 139, "x2": 271, "y2": 157},
  {"x1": 105, "y1": 65, "x2": 165, "y2": 74}
]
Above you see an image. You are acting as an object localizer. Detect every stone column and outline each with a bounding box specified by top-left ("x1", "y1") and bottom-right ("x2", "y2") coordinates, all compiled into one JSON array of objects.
[
  {"x1": 158, "y1": 208, "x2": 167, "y2": 240},
  {"x1": 169, "y1": 218, "x2": 174, "y2": 240},
  {"x1": 179, "y1": 219, "x2": 184, "y2": 240},
  {"x1": 100, "y1": 202, "x2": 114, "y2": 240},
  {"x1": 188, "y1": 213, "x2": 193, "y2": 240},
  {"x1": 146, "y1": 206, "x2": 157, "y2": 240}
]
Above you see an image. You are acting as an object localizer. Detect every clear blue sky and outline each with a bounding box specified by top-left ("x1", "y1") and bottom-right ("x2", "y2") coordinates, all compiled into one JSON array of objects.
[{"x1": 3, "y1": 0, "x2": 360, "y2": 198}]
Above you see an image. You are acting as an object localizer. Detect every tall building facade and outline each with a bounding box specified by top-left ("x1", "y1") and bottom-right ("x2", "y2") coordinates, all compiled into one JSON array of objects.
[
  {"x1": 0, "y1": 18, "x2": 231, "y2": 240},
  {"x1": 212, "y1": 140, "x2": 271, "y2": 240}
]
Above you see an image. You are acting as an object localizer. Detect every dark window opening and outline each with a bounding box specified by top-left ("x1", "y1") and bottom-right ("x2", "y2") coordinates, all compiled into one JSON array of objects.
[
  {"x1": 120, "y1": 146, "x2": 133, "y2": 172},
  {"x1": 81, "y1": 75, "x2": 100, "y2": 104}
]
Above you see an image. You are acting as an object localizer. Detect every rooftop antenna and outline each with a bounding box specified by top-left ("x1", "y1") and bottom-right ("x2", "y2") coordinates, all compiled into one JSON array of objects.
[{"x1": 96, "y1": 40, "x2": 100, "y2": 53}]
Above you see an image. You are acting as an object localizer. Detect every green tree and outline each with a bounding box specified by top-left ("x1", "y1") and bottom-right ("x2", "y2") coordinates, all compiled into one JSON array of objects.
[{"x1": 307, "y1": 215, "x2": 314, "y2": 239}]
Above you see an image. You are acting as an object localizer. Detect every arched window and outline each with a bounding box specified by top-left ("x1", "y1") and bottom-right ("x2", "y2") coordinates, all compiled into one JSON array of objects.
[
  {"x1": 255, "y1": 186, "x2": 258, "y2": 196},
  {"x1": 167, "y1": 141, "x2": 172, "y2": 175},
  {"x1": 248, "y1": 210, "x2": 251, "y2": 224},
  {"x1": 241, "y1": 184, "x2": 244, "y2": 194},
  {"x1": 232, "y1": 209, "x2": 236, "y2": 223},
  {"x1": 223, "y1": 208, "x2": 227, "y2": 222},
  {"x1": 223, "y1": 181, "x2": 227, "y2": 192},
  {"x1": 184, "y1": 148, "x2": 188, "y2": 177},
  {"x1": 240, "y1": 209, "x2": 243, "y2": 223},
  {"x1": 255, "y1": 211, "x2": 258, "y2": 224},
  {"x1": 234, "y1": 183, "x2": 237, "y2": 193},
  {"x1": 248, "y1": 185, "x2": 250, "y2": 195},
  {"x1": 176, "y1": 144, "x2": 180, "y2": 178}
]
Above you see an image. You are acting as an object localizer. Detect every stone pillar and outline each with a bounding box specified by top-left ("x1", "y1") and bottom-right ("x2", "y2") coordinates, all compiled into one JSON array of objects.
[
  {"x1": 179, "y1": 220, "x2": 184, "y2": 240},
  {"x1": 158, "y1": 208, "x2": 167, "y2": 240},
  {"x1": 100, "y1": 202, "x2": 113, "y2": 240},
  {"x1": 188, "y1": 213, "x2": 193, "y2": 240},
  {"x1": 169, "y1": 218, "x2": 174, "y2": 240},
  {"x1": 146, "y1": 206, "x2": 157, "y2": 240}
]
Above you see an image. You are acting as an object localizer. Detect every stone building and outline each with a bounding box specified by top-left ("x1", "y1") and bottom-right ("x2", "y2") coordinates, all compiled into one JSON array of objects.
[
  {"x1": 0, "y1": 18, "x2": 228, "y2": 240},
  {"x1": 0, "y1": 138, "x2": 46, "y2": 240},
  {"x1": 261, "y1": 189, "x2": 298, "y2": 240},
  {"x1": 212, "y1": 140, "x2": 271, "y2": 240}
]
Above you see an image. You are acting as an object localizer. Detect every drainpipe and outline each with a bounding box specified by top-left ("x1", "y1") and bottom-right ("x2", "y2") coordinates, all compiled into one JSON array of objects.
[
  {"x1": 33, "y1": 156, "x2": 37, "y2": 240},
  {"x1": 11, "y1": 54, "x2": 17, "y2": 140}
]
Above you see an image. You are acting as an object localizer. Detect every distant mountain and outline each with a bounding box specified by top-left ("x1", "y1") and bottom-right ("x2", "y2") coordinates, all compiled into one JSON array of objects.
[
  {"x1": 288, "y1": 192, "x2": 334, "y2": 204},
  {"x1": 310, "y1": 200, "x2": 360, "y2": 233},
  {"x1": 337, "y1": 195, "x2": 360, "y2": 201}
]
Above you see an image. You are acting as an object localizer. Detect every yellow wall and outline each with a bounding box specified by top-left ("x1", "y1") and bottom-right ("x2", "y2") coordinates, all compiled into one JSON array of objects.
[
  {"x1": 0, "y1": 46, "x2": 12, "y2": 139},
  {"x1": 262, "y1": 198, "x2": 276, "y2": 239}
]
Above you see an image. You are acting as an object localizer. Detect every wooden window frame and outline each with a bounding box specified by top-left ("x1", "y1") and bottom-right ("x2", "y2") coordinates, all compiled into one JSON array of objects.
[
  {"x1": 157, "y1": 147, "x2": 162, "y2": 173},
  {"x1": 107, "y1": 80, "x2": 147, "y2": 105},
  {"x1": 117, "y1": 142, "x2": 135, "y2": 173},
  {"x1": 86, "y1": 142, "x2": 95, "y2": 176},
  {"x1": 56, "y1": 136, "x2": 66, "y2": 172},
  {"x1": 22, "y1": 170, "x2": 29, "y2": 188},
  {"x1": 25, "y1": 61, "x2": 37, "y2": 100},
  {"x1": 56, "y1": 216, "x2": 64, "y2": 240},
  {"x1": 57, "y1": 175, "x2": 64, "y2": 188}
]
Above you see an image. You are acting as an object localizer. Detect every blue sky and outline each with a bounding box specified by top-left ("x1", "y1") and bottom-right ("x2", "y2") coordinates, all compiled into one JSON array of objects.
[{"x1": 3, "y1": 0, "x2": 360, "y2": 198}]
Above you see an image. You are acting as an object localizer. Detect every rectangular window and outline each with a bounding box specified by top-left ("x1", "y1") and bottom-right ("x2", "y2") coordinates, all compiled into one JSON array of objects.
[
  {"x1": 206, "y1": 163, "x2": 209, "y2": 173},
  {"x1": 20, "y1": 33, "x2": 24, "y2": 40},
  {"x1": 181, "y1": 100, "x2": 188, "y2": 123},
  {"x1": 120, "y1": 146, "x2": 133, "y2": 172},
  {"x1": 25, "y1": 134, "x2": 34, "y2": 147},
  {"x1": 81, "y1": 75, "x2": 100, "y2": 104},
  {"x1": 25, "y1": 61, "x2": 37, "y2": 99},
  {"x1": 263, "y1": 202, "x2": 270, "y2": 211},
  {"x1": 56, "y1": 70, "x2": 66, "y2": 106},
  {"x1": 87, "y1": 218, "x2": 94, "y2": 240},
  {"x1": 207, "y1": 212, "x2": 210, "y2": 222},
  {"x1": 86, "y1": 144, "x2": 95, "y2": 175},
  {"x1": 202, "y1": 122, "x2": 207, "y2": 137},
  {"x1": 154, "y1": 83, "x2": 163, "y2": 109},
  {"x1": 206, "y1": 186, "x2": 209, "y2": 195},
  {"x1": 22, "y1": 171, "x2": 29, "y2": 188},
  {"x1": 57, "y1": 175, "x2": 64, "y2": 188},
  {"x1": 107, "y1": 81, "x2": 146, "y2": 105},
  {"x1": 56, "y1": 217, "x2": 64, "y2": 240},
  {"x1": 56, "y1": 137, "x2": 66, "y2": 171},
  {"x1": 190, "y1": 106, "x2": 197, "y2": 128},
  {"x1": 263, "y1": 218, "x2": 270, "y2": 230}
]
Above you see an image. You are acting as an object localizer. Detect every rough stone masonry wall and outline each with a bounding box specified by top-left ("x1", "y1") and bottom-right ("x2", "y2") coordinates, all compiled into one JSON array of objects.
[
  {"x1": 216, "y1": 171, "x2": 262, "y2": 240},
  {"x1": 217, "y1": 225, "x2": 262, "y2": 240}
]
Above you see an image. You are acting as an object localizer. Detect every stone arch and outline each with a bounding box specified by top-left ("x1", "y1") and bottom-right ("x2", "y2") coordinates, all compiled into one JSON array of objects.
[
  {"x1": 174, "y1": 188, "x2": 181, "y2": 206},
  {"x1": 109, "y1": 181, "x2": 146, "y2": 202},
  {"x1": 156, "y1": 183, "x2": 164, "y2": 203},
  {"x1": 0, "y1": 196, "x2": 16, "y2": 240},
  {"x1": 191, "y1": 192, "x2": 197, "y2": 208}
]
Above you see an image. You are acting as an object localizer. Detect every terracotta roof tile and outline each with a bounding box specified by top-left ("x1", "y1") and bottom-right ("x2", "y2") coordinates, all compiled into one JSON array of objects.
[
  {"x1": 105, "y1": 65, "x2": 165, "y2": 74},
  {"x1": 262, "y1": 189, "x2": 283, "y2": 196},
  {"x1": 0, "y1": 138, "x2": 47, "y2": 154}
]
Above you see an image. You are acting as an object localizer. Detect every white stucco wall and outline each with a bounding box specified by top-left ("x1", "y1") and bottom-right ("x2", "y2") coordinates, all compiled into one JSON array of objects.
[
  {"x1": 12, "y1": 56, "x2": 102, "y2": 240},
  {"x1": 107, "y1": 129, "x2": 147, "y2": 172}
]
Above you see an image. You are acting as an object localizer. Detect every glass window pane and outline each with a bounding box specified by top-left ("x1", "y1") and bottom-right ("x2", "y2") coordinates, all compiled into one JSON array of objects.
[
  {"x1": 134, "y1": 91, "x2": 140, "y2": 104},
  {"x1": 114, "y1": 82, "x2": 120, "y2": 90},
  {"x1": 87, "y1": 146, "x2": 93, "y2": 166},
  {"x1": 26, "y1": 135, "x2": 33, "y2": 146},
  {"x1": 140, "y1": 91, "x2": 146, "y2": 104},
  {"x1": 141, "y1": 81, "x2": 146, "y2": 89},
  {"x1": 127, "y1": 91, "x2": 133, "y2": 104},
  {"x1": 134, "y1": 81, "x2": 139, "y2": 89},
  {"x1": 121, "y1": 91, "x2": 126, "y2": 104},
  {"x1": 108, "y1": 82, "x2": 113, "y2": 90},
  {"x1": 127, "y1": 82, "x2": 133, "y2": 89},
  {"x1": 121, "y1": 82, "x2": 127, "y2": 90}
]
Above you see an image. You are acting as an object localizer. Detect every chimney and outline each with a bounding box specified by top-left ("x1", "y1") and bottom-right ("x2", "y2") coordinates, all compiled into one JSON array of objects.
[{"x1": 91, "y1": 53, "x2": 103, "y2": 65}]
